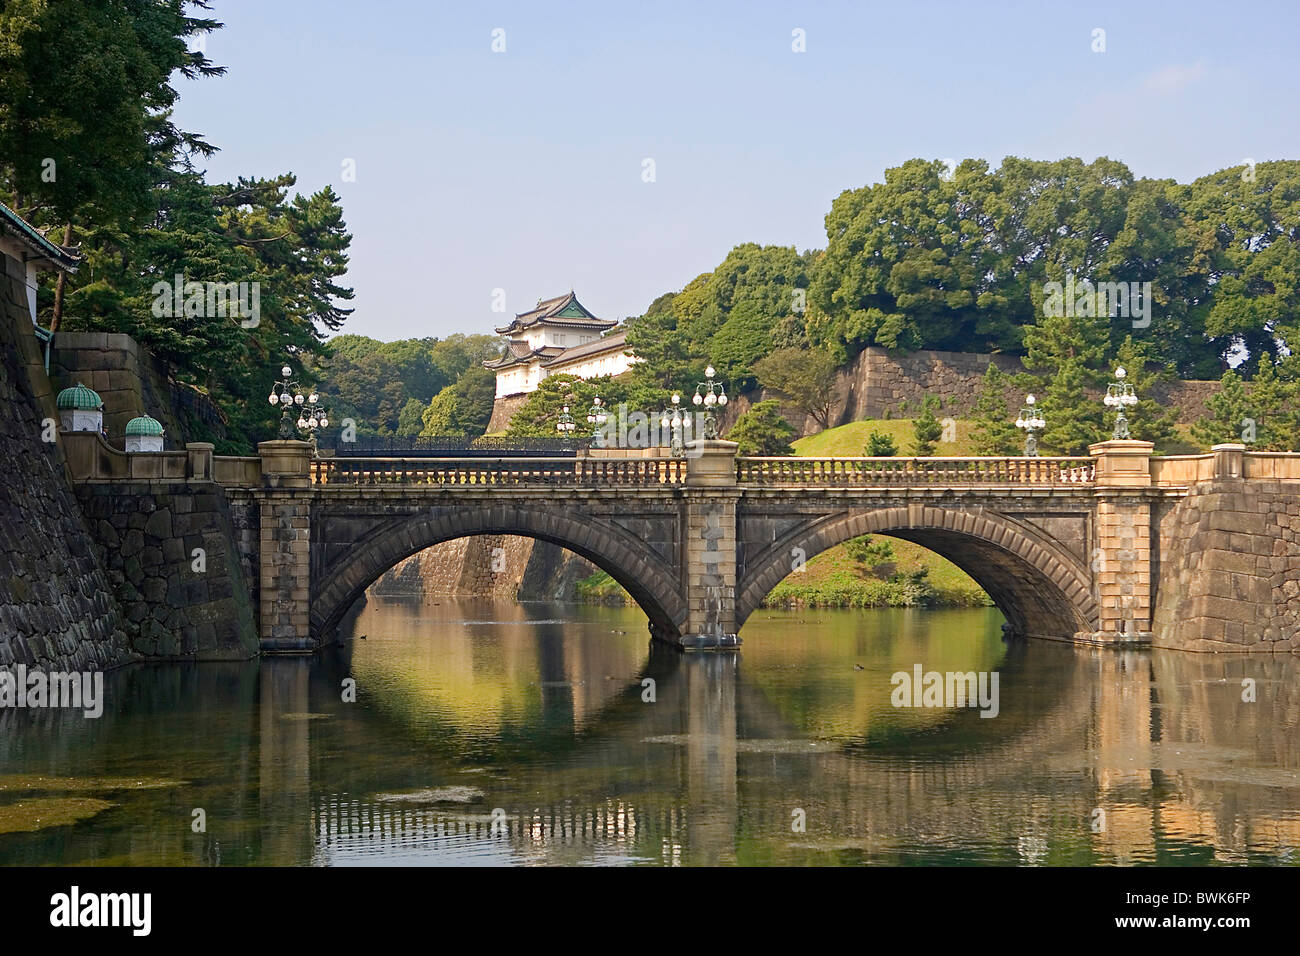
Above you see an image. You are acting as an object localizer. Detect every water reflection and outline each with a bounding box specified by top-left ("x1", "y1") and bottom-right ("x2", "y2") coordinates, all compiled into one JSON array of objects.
[{"x1": 0, "y1": 598, "x2": 1296, "y2": 866}]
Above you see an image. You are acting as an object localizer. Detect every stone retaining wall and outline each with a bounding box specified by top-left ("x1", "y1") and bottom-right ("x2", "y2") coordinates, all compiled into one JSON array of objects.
[
  {"x1": 0, "y1": 254, "x2": 133, "y2": 672},
  {"x1": 486, "y1": 392, "x2": 529, "y2": 434},
  {"x1": 75, "y1": 482, "x2": 260, "y2": 660},
  {"x1": 1152, "y1": 479, "x2": 1300, "y2": 652}
]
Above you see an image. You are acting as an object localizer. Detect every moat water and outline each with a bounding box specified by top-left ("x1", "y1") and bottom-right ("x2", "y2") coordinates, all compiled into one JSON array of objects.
[{"x1": 1, "y1": 599, "x2": 1297, "y2": 866}]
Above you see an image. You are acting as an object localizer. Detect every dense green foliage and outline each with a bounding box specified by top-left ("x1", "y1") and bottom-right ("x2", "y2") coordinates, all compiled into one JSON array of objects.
[
  {"x1": 0, "y1": 1, "x2": 361, "y2": 452},
  {"x1": 621, "y1": 155, "x2": 1300, "y2": 452},
  {"x1": 417, "y1": 365, "x2": 496, "y2": 439},
  {"x1": 312, "y1": 333, "x2": 499, "y2": 439},
  {"x1": 1190, "y1": 362, "x2": 1299, "y2": 450},
  {"x1": 625, "y1": 243, "x2": 816, "y2": 393}
]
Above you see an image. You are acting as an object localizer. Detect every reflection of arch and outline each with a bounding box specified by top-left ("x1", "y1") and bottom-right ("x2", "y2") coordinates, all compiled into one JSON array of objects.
[
  {"x1": 736, "y1": 506, "x2": 1098, "y2": 639},
  {"x1": 312, "y1": 506, "x2": 687, "y2": 641}
]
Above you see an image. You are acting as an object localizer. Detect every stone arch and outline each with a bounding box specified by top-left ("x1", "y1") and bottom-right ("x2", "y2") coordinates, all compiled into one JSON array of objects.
[
  {"x1": 735, "y1": 506, "x2": 1098, "y2": 639},
  {"x1": 311, "y1": 504, "x2": 688, "y2": 644}
]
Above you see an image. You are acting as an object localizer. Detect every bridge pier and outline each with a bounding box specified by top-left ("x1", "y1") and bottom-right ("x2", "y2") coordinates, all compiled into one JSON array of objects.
[
  {"x1": 677, "y1": 439, "x2": 741, "y2": 649},
  {"x1": 256, "y1": 440, "x2": 315, "y2": 653},
  {"x1": 1088, "y1": 440, "x2": 1156, "y2": 645}
]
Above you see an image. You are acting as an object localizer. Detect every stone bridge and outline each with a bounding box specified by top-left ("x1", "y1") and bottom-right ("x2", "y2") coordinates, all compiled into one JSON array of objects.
[{"x1": 63, "y1": 435, "x2": 1300, "y2": 656}]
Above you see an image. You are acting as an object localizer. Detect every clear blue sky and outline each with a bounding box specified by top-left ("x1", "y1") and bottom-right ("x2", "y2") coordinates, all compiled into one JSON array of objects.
[{"x1": 173, "y1": 0, "x2": 1300, "y2": 342}]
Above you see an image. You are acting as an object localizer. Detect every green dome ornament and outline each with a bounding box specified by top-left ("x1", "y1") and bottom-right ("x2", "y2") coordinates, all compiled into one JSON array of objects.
[
  {"x1": 125, "y1": 415, "x2": 165, "y2": 437},
  {"x1": 56, "y1": 382, "x2": 104, "y2": 433},
  {"x1": 124, "y1": 413, "x2": 165, "y2": 452},
  {"x1": 56, "y1": 382, "x2": 103, "y2": 410}
]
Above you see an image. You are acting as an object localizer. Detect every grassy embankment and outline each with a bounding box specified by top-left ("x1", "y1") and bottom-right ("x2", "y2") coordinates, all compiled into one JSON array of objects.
[{"x1": 767, "y1": 419, "x2": 989, "y2": 609}]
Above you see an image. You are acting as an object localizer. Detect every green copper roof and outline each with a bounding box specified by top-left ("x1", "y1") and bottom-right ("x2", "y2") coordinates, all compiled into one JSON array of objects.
[
  {"x1": 125, "y1": 414, "x2": 164, "y2": 437},
  {"x1": 0, "y1": 201, "x2": 80, "y2": 271},
  {"x1": 56, "y1": 382, "x2": 103, "y2": 410}
]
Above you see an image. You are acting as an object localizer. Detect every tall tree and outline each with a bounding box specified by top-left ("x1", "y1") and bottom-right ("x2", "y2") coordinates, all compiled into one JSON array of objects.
[
  {"x1": 752, "y1": 347, "x2": 839, "y2": 430},
  {"x1": 0, "y1": 0, "x2": 225, "y2": 328}
]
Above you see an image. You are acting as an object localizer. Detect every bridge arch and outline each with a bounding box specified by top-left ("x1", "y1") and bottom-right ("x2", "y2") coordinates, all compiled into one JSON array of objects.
[
  {"x1": 735, "y1": 505, "x2": 1099, "y2": 640},
  {"x1": 311, "y1": 504, "x2": 688, "y2": 643}
]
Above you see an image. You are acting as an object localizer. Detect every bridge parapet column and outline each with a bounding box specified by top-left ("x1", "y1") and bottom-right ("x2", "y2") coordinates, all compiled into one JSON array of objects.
[
  {"x1": 185, "y1": 442, "x2": 214, "y2": 481},
  {"x1": 1212, "y1": 442, "x2": 1245, "y2": 479},
  {"x1": 681, "y1": 439, "x2": 741, "y2": 648},
  {"x1": 1088, "y1": 440, "x2": 1155, "y2": 644},
  {"x1": 256, "y1": 440, "x2": 314, "y2": 653}
]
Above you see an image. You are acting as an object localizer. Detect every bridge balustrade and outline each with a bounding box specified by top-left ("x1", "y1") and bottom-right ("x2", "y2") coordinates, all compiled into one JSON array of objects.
[
  {"x1": 310, "y1": 455, "x2": 687, "y2": 486},
  {"x1": 735, "y1": 456, "x2": 1097, "y2": 486}
]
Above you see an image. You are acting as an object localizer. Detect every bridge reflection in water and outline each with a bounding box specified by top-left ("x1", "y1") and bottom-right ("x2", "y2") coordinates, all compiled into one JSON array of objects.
[
  {"x1": 2, "y1": 600, "x2": 1296, "y2": 866},
  {"x1": 277, "y1": 600, "x2": 1300, "y2": 867}
]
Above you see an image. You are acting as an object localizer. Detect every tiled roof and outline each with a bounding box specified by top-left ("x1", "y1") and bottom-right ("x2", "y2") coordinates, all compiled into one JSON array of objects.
[
  {"x1": 494, "y1": 291, "x2": 616, "y2": 335},
  {"x1": 483, "y1": 340, "x2": 565, "y2": 370},
  {"x1": 0, "y1": 202, "x2": 79, "y2": 271},
  {"x1": 541, "y1": 330, "x2": 630, "y2": 368}
]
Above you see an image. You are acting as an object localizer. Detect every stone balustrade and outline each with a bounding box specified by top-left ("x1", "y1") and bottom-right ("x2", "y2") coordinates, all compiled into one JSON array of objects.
[
  {"x1": 736, "y1": 456, "x2": 1097, "y2": 486},
  {"x1": 311, "y1": 455, "x2": 688, "y2": 486}
]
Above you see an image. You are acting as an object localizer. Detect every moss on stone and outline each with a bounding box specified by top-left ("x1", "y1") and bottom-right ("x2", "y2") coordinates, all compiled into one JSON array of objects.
[{"x1": 0, "y1": 797, "x2": 116, "y2": 834}]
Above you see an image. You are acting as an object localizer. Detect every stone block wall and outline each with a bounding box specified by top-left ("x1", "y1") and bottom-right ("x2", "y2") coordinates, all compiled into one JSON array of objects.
[
  {"x1": 1094, "y1": 495, "x2": 1153, "y2": 638},
  {"x1": 49, "y1": 331, "x2": 226, "y2": 447},
  {"x1": 0, "y1": 253, "x2": 134, "y2": 672},
  {"x1": 75, "y1": 482, "x2": 259, "y2": 660},
  {"x1": 259, "y1": 495, "x2": 312, "y2": 651},
  {"x1": 370, "y1": 534, "x2": 600, "y2": 602},
  {"x1": 486, "y1": 392, "x2": 529, "y2": 434},
  {"x1": 1152, "y1": 480, "x2": 1300, "y2": 652}
]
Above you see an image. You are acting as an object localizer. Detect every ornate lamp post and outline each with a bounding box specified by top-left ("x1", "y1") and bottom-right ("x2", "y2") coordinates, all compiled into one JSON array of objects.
[
  {"x1": 691, "y1": 364, "x2": 728, "y2": 439},
  {"x1": 586, "y1": 395, "x2": 607, "y2": 440},
  {"x1": 556, "y1": 401, "x2": 577, "y2": 436},
  {"x1": 1014, "y1": 394, "x2": 1045, "y2": 457},
  {"x1": 659, "y1": 392, "x2": 687, "y2": 457},
  {"x1": 1104, "y1": 366, "x2": 1138, "y2": 440},
  {"x1": 298, "y1": 397, "x2": 330, "y2": 454},
  {"x1": 268, "y1": 364, "x2": 308, "y2": 440}
]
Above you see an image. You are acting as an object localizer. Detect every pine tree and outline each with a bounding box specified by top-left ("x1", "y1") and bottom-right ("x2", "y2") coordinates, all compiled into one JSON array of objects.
[
  {"x1": 725, "y1": 400, "x2": 795, "y2": 455},
  {"x1": 864, "y1": 431, "x2": 898, "y2": 456},
  {"x1": 1189, "y1": 362, "x2": 1296, "y2": 450},
  {"x1": 970, "y1": 363, "x2": 1020, "y2": 455},
  {"x1": 1021, "y1": 308, "x2": 1107, "y2": 455},
  {"x1": 911, "y1": 396, "x2": 943, "y2": 455}
]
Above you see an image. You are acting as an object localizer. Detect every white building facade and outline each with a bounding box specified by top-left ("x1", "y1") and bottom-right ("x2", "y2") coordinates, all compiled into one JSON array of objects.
[{"x1": 486, "y1": 291, "x2": 637, "y2": 398}]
